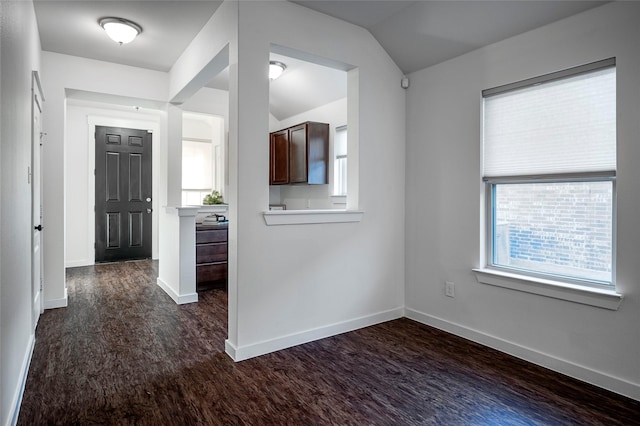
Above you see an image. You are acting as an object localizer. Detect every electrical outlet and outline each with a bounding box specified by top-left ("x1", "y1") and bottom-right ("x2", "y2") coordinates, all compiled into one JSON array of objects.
[{"x1": 445, "y1": 281, "x2": 455, "y2": 298}]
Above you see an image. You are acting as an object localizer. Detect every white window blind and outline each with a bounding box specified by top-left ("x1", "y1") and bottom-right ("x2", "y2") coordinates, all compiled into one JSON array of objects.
[
  {"x1": 483, "y1": 63, "x2": 616, "y2": 178},
  {"x1": 334, "y1": 126, "x2": 347, "y2": 158},
  {"x1": 182, "y1": 140, "x2": 213, "y2": 190},
  {"x1": 334, "y1": 126, "x2": 347, "y2": 195}
]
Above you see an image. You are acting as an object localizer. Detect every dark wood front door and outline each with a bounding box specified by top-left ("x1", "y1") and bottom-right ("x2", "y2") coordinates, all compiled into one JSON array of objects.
[{"x1": 95, "y1": 126, "x2": 152, "y2": 263}]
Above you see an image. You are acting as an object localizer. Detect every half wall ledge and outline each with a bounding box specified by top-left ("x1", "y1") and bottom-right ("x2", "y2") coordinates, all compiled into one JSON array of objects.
[{"x1": 263, "y1": 209, "x2": 364, "y2": 226}]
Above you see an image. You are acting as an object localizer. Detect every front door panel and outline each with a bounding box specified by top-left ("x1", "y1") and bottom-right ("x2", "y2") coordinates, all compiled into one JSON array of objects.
[{"x1": 95, "y1": 126, "x2": 152, "y2": 262}]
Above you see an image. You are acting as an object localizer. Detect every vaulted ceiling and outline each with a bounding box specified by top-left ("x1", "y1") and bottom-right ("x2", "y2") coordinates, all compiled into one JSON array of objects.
[
  {"x1": 33, "y1": 0, "x2": 607, "y2": 119},
  {"x1": 292, "y1": 1, "x2": 607, "y2": 74}
]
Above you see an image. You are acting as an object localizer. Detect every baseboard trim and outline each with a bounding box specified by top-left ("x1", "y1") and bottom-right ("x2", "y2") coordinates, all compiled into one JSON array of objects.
[
  {"x1": 229, "y1": 307, "x2": 405, "y2": 362},
  {"x1": 6, "y1": 333, "x2": 35, "y2": 426},
  {"x1": 405, "y1": 308, "x2": 640, "y2": 401},
  {"x1": 43, "y1": 288, "x2": 67, "y2": 310},
  {"x1": 65, "y1": 259, "x2": 93, "y2": 268},
  {"x1": 224, "y1": 339, "x2": 238, "y2": 360},
  {"x1": 156, "y1": 277, "x2": 198, "y2": 305}
]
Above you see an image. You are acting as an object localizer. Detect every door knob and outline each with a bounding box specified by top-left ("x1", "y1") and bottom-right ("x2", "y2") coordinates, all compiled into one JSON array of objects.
[
  {"x1": 34, "y1": 225, "x2": 43, "y2": 231},
  {"x1": 146, "y1": 197, "x2": 152, "y2": 202},
  {"x1": 147, "y1": 208, "x2": 152, "y2": 214}
]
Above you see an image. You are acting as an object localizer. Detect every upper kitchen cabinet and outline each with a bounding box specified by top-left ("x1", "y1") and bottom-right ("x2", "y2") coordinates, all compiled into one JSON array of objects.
[
  {"x1": 270, "y1": 129, "x2": 290, "y2": 185},
  {"x1": 270, "y1": 121, "x2": 329, "y2": 185}
]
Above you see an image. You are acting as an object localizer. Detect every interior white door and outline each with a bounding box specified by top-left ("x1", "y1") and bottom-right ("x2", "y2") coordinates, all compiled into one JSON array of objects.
[{"x1": 32, "y1": 73, "x2": 44, "y2": 330}]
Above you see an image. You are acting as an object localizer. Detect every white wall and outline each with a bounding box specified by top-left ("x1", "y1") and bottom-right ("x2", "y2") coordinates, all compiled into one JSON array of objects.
[
  {"x1": 41, "y1": 52, "x2": 168, "y2": 307},
  {"x1": 65, "y1": 100, "x2": 162, "y2": 267},
  {"x1": 405, "y1": 2, "x2": 640, "y2": 399},
  {"x1": 182, "y1": 87, "x2": 229, "y2": 129},
  {"x1": 169, "y1": 1, "x2": 235, "y2": 103},
  {"x1": 0, "y1": 1, "x2": 41, "y2": 424},
  {"x1": 183, "y1": 112, "x2": 221, "y2": 140},
  {"x1": 228, "y1": 1, "x2": 405, "y2": 358},
  {"x1": 171, "y1": 1, "x2": 405, "y2": 359},
  {"x1": 270, "y1": 97, "x2": 347, "y2": 210},
  {"x1": 157, "y1": 105, "x2": 184, "y2": 301}
]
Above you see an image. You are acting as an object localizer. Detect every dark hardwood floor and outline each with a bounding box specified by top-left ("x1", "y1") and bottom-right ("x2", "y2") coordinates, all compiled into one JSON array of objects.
[{"x1": 18, "y1": 260, "x2": 639, "y2": 425}]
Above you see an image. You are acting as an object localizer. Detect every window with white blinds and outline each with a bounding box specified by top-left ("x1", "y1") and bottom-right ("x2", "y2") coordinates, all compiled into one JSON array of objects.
[
  {"x1": 481, "y1": 59, "x2": 617, "y2": 288},
  {"x1": 333, "y1": 125, "x2": 347, "y2": 196},
  {"x1": 182, "y1": 139, "x2": 214, "y2": 206},
  {"x1": 482, "y1": 59, "x2": 616, "y2": 179}
]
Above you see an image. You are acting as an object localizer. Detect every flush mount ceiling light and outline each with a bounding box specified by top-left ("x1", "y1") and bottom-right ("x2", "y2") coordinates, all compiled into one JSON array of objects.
[
  {"x1": 99, "y1": 17, "x2": 142, "y2": 45},
  {"x1": 269, "y1": 61, "x2": 287, "y2": 80}
]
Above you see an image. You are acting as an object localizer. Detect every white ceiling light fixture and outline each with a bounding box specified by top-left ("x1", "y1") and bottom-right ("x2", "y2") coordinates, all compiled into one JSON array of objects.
[
  {"x1": 269, "y1": 61, "x2": 287, "y2": 80},
  {"x1": 99, "y1": 17, "x2": 142, "y2": 45}
]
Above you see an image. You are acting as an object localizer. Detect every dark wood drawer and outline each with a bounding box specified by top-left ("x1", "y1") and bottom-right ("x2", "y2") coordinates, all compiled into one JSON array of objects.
[
  {"x1": 196, "y1": 263, "x2": 228, "y2": 284},
  {"x1": 196, "y1": 228, "x2": 227, "y2": 244},
  {"x1": 196, "y1": 243, "x2": 227, "y2": 264}
]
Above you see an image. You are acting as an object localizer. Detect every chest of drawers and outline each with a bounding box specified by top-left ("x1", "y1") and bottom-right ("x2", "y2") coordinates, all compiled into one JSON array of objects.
[{"x1": 195, "y1": 224, "x2": 228, "y2": 291}]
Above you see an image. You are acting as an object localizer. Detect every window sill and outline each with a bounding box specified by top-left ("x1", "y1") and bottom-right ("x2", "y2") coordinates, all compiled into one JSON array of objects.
[
  {"x1": 472, "y1": 268, "x2": 623, "y2": 310},
  {"x1": 263, "y1": 209, "x2": 364, "y2": 226}
]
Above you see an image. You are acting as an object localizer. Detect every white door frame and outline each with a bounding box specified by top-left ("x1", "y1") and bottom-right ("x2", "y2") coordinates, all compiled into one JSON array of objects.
[
  {"x1": 87, "y1": 115, "x2": 161, "y2": 264},
  {"x1": 31, "y1": 70, "x2": 45, "y2": 330}
]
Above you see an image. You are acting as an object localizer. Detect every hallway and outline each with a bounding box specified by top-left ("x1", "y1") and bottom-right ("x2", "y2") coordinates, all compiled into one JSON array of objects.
[
  {"x1": 18, "y1": 261, "x2": 229, "y2": 424},
  {"x1": 17, "y1": 261, "x2": 640, "y2": 424}
]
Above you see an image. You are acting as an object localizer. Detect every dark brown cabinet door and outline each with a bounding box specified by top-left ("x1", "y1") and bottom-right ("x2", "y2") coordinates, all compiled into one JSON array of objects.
[
  {"x1": 306, "y1": 122, "x2": 329, "y2": 184},
  {"x1": 270, "y1": 129, "x2": 289, "y2": 185},
  {"x1": 288, "y1": 124, "x2": 307, "y2": 184},
  {"x1": 269, "y1": 121, "x2": 329, "y2": 186},
  {"x1": 95, "y1": 126, "x2": 152, "y2": 263}
]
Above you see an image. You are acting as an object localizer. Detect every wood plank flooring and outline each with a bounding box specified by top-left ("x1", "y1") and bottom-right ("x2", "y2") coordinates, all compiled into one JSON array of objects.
[{"x1": 18, "y1": 260, "x2": 640, "y2": 425}]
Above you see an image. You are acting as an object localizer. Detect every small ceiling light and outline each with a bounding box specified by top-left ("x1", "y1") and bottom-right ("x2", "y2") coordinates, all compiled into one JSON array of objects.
[
  {"x1": 99, "y1": 17, "x2": 142, "y2": 45},
  {"x1": 269, "y1": 61, "x2": 286, "y2": 80}
]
